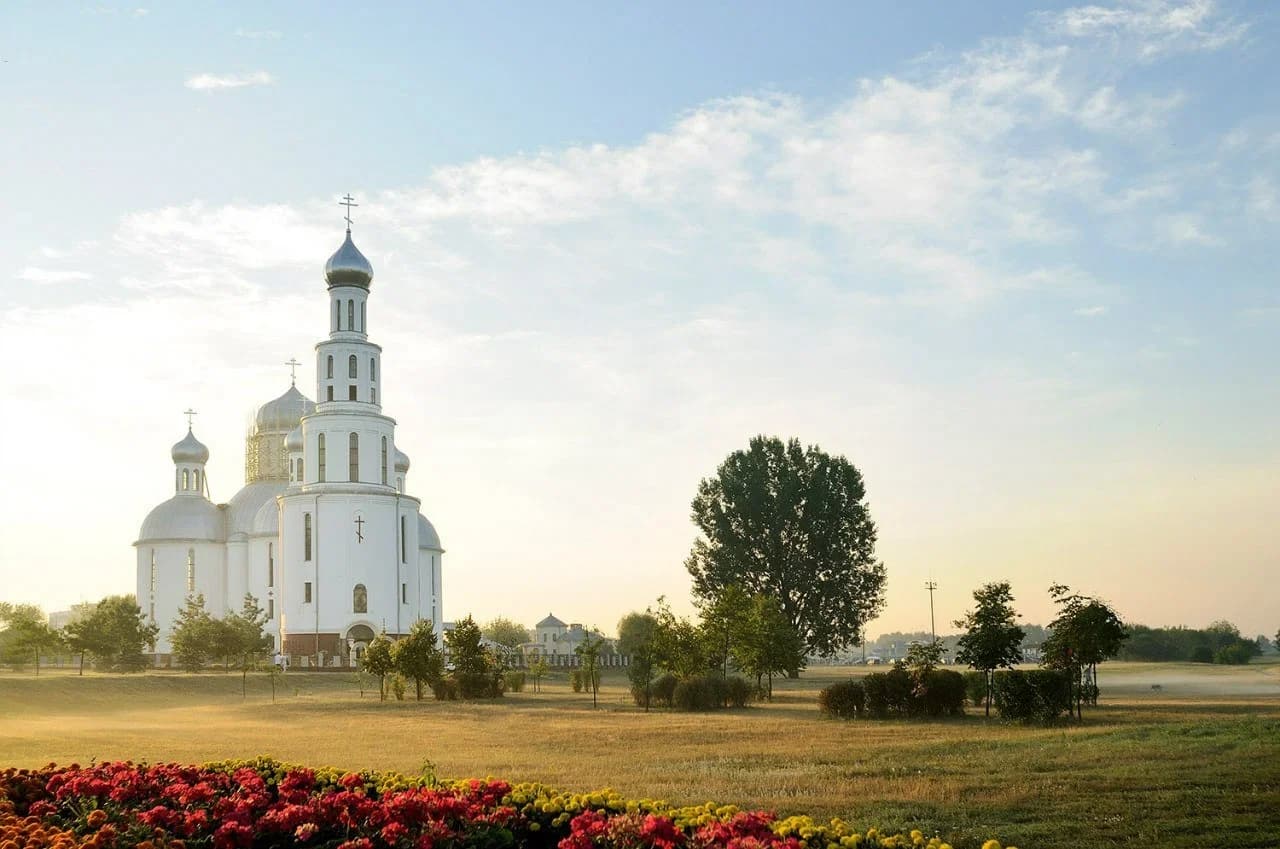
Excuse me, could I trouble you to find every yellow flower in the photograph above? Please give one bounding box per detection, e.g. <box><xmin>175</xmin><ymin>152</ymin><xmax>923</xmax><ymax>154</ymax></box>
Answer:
<box><xmin>982</xmin><ymin>841</ymin><xmax>1002</xmax><ymax>849</ymax></box>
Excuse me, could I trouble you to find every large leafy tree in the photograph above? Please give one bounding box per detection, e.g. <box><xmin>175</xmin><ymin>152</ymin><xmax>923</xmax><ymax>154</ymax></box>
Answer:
<box><xmin>63</xmin><ymin>595</ymin><xmax>156</xmax><ymax>672</ymax></box>
<box><xmin>1041</xmin><ymin>584</ymin><xmax>1128</xmax><ymax>719</ymax></box>
<box><xmin>953</xmin><ymin>581</ymin><xmax>1026</xmax><ymax>716</ymax></box>
<box><xmin>686</xmin><ymin>436</ymin><xmax>886</xmax><ymax>658</ymax></box>
<box><xmin>617</xmin><ymin>611</ymin><xmax>660</xmax><ymax>710</ymax></box>
<box><xmin>393</xmin><ymin>620</ymin><xmax>445</xmax><ymax>700</ymax></box>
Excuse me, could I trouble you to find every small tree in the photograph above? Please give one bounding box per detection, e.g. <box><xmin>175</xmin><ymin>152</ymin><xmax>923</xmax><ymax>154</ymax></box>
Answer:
<box><xmin>528</xmin><ymin>655</ymin><xmax>550</xmax><ymax>693</ymax></box>
<box><xmin>618</xmin><ymin>611</ymin><xmax>660</xmax><ymax>710</ymax></box>
<box><xmin>445</xmin><ymin>616</ymin><xmax>490</xmax><ymax>675</ymax></box>
<box><xmin>1041</xmin><ymin>585</ymin><xmax>1128</xmax><ymax>719</ymax></box>
<box><xmin>697</xmin><ymin>585</ymin><xmax>752</xmax><ymax>678</ymax></box>
<box><xmin>651</xmin><ymin>598</ymin><xmax>707</xmax><ymax>679</ymax></box>
<box><xmin>393</xmin><ymin>620</ymin><xmax>445</xmax><ymax>700</ymax></box>
<box><xmin>67</xmin><ymin>595</ymin><xmax>156</xmax><ymax>672</ymax></box>
<box><xmin>363</xmin><ymin>632</ymin><xmax>395</xmax><ymax>701</ymax></box>
<box><xmin>226</xmin><ymin>594</ymin><xmax>273</xmax><ymax>697</ymax></box>
<box><xmin>954</xmin><ymin>581</ymin><xmax>1025</xmax><ymax>716</ymax></box>
<box><xmin>171</xmin><ymin>594</ymin><xmax>214</xmax><ymax>672</ymax></box>
<box><xmin>575</xmin><ymin>629</ymin><xmax>606</xmax><ymax>708</ymax></box>
<box><xmin>731</xmin><ymin>595</ymin><xmax>805</xmax><ymax>700</ymax></box>
<box><xmin>482</xmin><ymin>617</ymin><xmax>530</xmax><ymax>666</ymax></box>
<box><xmin>0</xmin><ymin>604</ymin><xmax>58</xmax><ymax>674</ymax></box>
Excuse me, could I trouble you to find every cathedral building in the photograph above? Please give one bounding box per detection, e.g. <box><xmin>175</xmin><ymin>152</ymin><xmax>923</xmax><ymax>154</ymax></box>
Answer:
<box><xmin>134</xmin><ymin>215</ymin><xmax>444</xmax><ymax>666</ymax></box>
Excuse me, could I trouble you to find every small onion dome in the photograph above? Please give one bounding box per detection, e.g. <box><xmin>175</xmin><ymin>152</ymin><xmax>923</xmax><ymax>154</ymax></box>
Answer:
<box><xmin>285</xmin><ymin>426</ymin><xmax>304</xmax><ymax>452</ymax></box>
<box><xmin>394</xmin><ymin>447</ymin><xmax>411</xmax><ymax>472</ymax></box>
<box><xmin>324</xmin><ymin>230</ymin><xmax>374</xmax><ymax>289</ymax></box>
<box><xmin>417</xmin><ymin>513</ymin><xmax>442</xmax><ymax>550</ymax></box>
<box><xmin>255</xmin><ymin>385</ymin><xmax>316</xmax><ymax>432</ymax></box>
<box><xmin>137</xmin><ymin>496</ymin><xmax>223</xmax><ymax>543</ymax></box>
<box><xmin>171</xmin><ymin>428</ymin><xmax>210</xmax><ymax>464</ymax></box>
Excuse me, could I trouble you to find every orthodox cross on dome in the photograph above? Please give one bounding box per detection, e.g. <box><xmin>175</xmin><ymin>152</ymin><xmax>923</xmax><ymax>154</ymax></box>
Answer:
<box><xmin>339</xmin><ymin>193</ymin><xmax>358</xmax><ymax>232</ymax></box>
<box><xmin>285</xmin><ymin>357</ymin><xmax>301</xmax><ymax>386</ymax></box>
<box><xmin>183</xmin><ymin>408</ymin><xmax>198</xmax><ymax>429</ymax></box>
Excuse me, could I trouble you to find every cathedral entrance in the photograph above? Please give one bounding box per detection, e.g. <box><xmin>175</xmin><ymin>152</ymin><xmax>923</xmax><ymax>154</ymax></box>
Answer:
<box><xmin>345</xmin><ymin>624</ymin><xmax>377</xmax><ymax>666</ymax></box>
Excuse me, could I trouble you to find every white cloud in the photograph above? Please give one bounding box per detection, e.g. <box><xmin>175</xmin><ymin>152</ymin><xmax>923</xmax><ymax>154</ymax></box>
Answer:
<box><xmin>17</xmin><ymin>267</ymin><xmax>92</xmax><ymax>284</ymax></box>
<box><xmin>234</xmin><ymin>28</ymin><xmax>281</xmax><ymax>40</ymax></box>
<box><xmin>1075</xmin><ymin>305</ymin><xmax>1109</xmax><ymax>316</ymax></box>
<box><xmin>184</xmin><ymin>71</ymin><xmax>274</xmax><ymax>91</ymax></box>
<box><xmin>1157</xmin><ymin>212</ymin><xmax>1223</xmax><ymax>246</ymax></box>
<box><xmin>1046</xmin><ymin>0</ymin><xmax>1248</xmax><ymax>58</ymax></box>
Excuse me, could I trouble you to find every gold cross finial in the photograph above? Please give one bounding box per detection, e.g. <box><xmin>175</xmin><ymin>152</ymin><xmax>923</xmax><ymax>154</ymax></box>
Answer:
<box><xmin>183</xmin><ymin>408</ymin><xmax>197</xmax><ymax>429</ymax></box>
<box><xmin>285</xmin><ymin>357</ymin><xmax>301</xmax><ymax>385</ymax></box>
<box><xmin>340</xmin><ymin>194</ymin><xmax>358</xmax><ymax>232</ymax></box>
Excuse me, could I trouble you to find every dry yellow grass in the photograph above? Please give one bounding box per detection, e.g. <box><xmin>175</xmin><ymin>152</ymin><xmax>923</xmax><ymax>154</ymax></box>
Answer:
<box><xmin>2</xmin><ymin>662</ymin><xmax>1278</xmax><ymax>849</ymax></box>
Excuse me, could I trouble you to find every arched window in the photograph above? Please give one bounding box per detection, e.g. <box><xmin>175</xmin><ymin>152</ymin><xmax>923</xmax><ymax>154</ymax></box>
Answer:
<box><xmin>298</xmin><ymin>458</ymin><xmax>304</xmax><ymax>481</ymax></box>
<box><xmin>182</xmin><ymin>469</ymin><xmax>190</xmax><ymax>490</ymax></box>
<box><xmin>370</xmin><ymin>357</ymin><xmax>376</xmax><ymax>382</ymax></box>
<box><xmin>371</xmin><ymin>387</ymin><xmax>377</xmax><ymax>404</ymax></box>
<box><xmin>400</xmin><ymin>515</ymin><xmax>406</xmax><ymax>563</ymax></box>
<box><xmin>348</xmin><ymin>300</ymin><xmax>355</xmax><ymax>330</ymax></box>
<box><xmin>268</xmin><ymin>543</ymin><xmax>274</xmax><ymax>588</ymax></box>
<box><xmin>318</xmin><ymin>433</ymin><xmax>326</xmax><ymax>482</ymax></box>
<box><xmin>193</xmin><ymin>469</ymin><xmax>201</xmax><ymax>492</ymax></box>
<box><xmin>381</xmin><ymin>436</ymin><xmax>388</xmax><ymax>485</ymax></box>
<box><xmin>186</xmin><ymin>548</ymin><xmax>196</xmax><ymax>593</ymax></box>
<box><xmin>361</xmin><ymin>301</ymin><xmax>366</xmax><ymax>332</ymax></box>
<box><xmin>349</xmin><ymin>432</ymin><xmax>359</xmax><ymax>481</ymax></box>
<box><xmin>304</xmin><ymin>512</ymin><xmax>312</xmax><ymax>560</ymax></box>
<box><xmin>349</xmin><ymin>354</ymin><xmax>357</xmax><ymax>379</ymax></box>
<box><xmin>353</xmin><ymin>583</ymin><xmax>368</xmax><ymax>614</ymax></box>
<box><xmin>327</xmin><ymin>355</ymin><xmax>333</xmax><ymax>379</ymax></box>
<box><xmin>397</xmin><ymin>475</ymin><xmax>404</xmax><ymax>492</ymax></box>
<box><xmin>335</xmin><ymin>300</ymin><xmax>341</xmax><ymax>330</ymax></box>
<box><xmin>326</xmin><ymin>385</ymin><xmax>334</xmax><ymax>401</ymax></box>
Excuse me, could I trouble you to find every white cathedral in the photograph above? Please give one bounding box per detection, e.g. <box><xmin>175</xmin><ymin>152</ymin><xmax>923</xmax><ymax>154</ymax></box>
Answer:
<box><xmin>134</xmin><ymin>215</ymin><xmax>444</xmax><ymax>667</ymax></box>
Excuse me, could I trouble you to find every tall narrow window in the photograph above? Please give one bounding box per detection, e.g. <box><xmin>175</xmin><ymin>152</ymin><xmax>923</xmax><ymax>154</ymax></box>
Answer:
<box><xmin>335</xmin><ymin>300</ymin><xmax>341</xmax><ymax>330</ymax></box>
<box><xmin>401</xmin><ymin>583</ymin><xmax>407</xmax><ymax>604</ymax></box>
<box><xmin>400</xmin><ymin>516</ymin><xmax>406</xmax><ymax>563</ymax></box>
<box><xmin>371</xmin><ymin>387</ymin><xmax>377</xmax><ymax>404</ymax></box>
<box><xmin>193</xmin><ymin>469</ymin><xmax>201</xmax><ymax>492</ymax></box>
<box><xmin>268</xmin><ymin>599</ymin><xmax>275</xmax><ymax>620</ymax></box>
<box><xmin>370</xmin><ymin>357</ymin><xmax>376</xmax><ymax>382</ymax></box>
<box><xmin>182</xmin><ymin>469</ymin><xmax>189</xmax><ymax>490</ymax></box>
<box><xmin>353</xmin><ymin>584</ymin><xmax>368</xmax><ymax>614</ymax></box>
<box><xmin>380</xmin><ymin>437</ymin><xmax>388</xmax><ymax>485</ymax></box>
<box><xmin>327</xmin><ymin>355</ymin><xmax>333</xmax><ymax>378</ymax></box>
<box><xmin>327</xmin><ymin>385</ymin><xmax>334</xmax><ymax>401</ymax></box>
<box><xmin>317</xmin><ymin>434</ymin><xmax>326</xmax><ymax>482</ymax></box>
<box><xmin>304</xmin><ymin>581</ymin><xmax>312</xmax><ymax>603</ymax></box>
<box><xmin>361</xmin><ymin>302</ymin><xmax>366</xmax><ymax>332</ymax></box>
<box><xmin>349</xmin><ymin>354</ymin><xmax>357</xmax><ymax>379</ymax></box>
<box><xmin>149</xmin><ymin>601</ymin><xmax>155</xmax><ymax>622</ymax></box>
<box><xmin>149</xmin><ymin>550</ymin><xmax>157</xmax><ymax>593</ymax></box>
<box><xmin>186</xmin><ymin>548</ymin><xmax>196</xmax><ymax>593</ymax></box>
<box><xmin>348</xmin><ymin>300</ymin><xmax>355</xmax><ymax>330</ymax></box>
<box><xmin>268</xmin><ymin>543</ymin><xmax>274</xmax><ymax>587</ymax></box>
<box><xmin>304</xmin><ymin>513</ymin><xmax>312</xmax><ymax>561</ymax></box>
<box><xmin>298</xmin><ymin>458</ymin><xmax>304</xmax><ymax>480</ymax></box>
<box><xmin>349</xmin><ymin>385</ymin><xmax>357</xmax><ymax>401</ymax></box>
<box><xmin>349</xmin><ymin>432</ymin><xmax>359</xmax><ymax>481</ymax></box>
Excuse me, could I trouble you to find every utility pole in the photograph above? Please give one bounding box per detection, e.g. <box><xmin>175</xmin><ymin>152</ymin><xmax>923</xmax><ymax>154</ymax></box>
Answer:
<box><xmin>925</xmin><ymin>581</ymin><xmax>938</xmax><ymax>644</ymax></box>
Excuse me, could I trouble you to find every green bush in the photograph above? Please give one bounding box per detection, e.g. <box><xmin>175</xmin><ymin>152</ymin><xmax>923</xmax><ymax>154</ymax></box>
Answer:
<box><xmin>431</xmin><ymin>677</ymin><xmax>459</xmax><ymax>701</ymax></box>
<box><xmin>672</xmin><ymin>676</ymin><xmax>713</xmax><ymax>711</ymax></box>
<box><xmin>817</xmin><ymin>679</ymin><xmax>864</xmax><ymax>718</ymax></box>
<box><xmin>652</xmin><ymin>673</ymin><xmax>678</xmax><ymax>707</ymax></box>
<box><xmin>504</xmin><ymin>671</ymin><xmax>526</xmax><ymax>692</ymax></box>
<box><xmin>724</xmin><ymin>675</ymin><xmax>752</xmax><ymax>708</ymax></box>
<box><xmin>963</xmin><ymin>671</ymin><xmax>988</xmax><ymax>707</ymax></box>
<box><xmin>863</xmin><ymin>667</ymin><xmax>914</xmax><ymax>718</ymax></box>
<box><xmin>570</xmin><ymin>669</ymin><xmax>583</xmax><ymax>692</ymax></box>
<box><xmin>1190</xmin><ymin>645</ymin><xmax>1214</xmax><ymax>664</ymax></box>
<box><xmin>1214</xmin><ymin>642</ymin><xmax>1257</xmax><ymax>665</ymax></box>
<box><xmin>389</xmin><ymin>673</ymin><xmax>407</xmax><ymax>701</ymax></box>
<box><xmin>455</xmin><ymin>672</ymin><xmax>503</xmax><ymax>699</ymax></box>
<box><xmin>993</xmin><ymin>669</ymin><xmax>1071</xmax><ymax>723</ymax></box>
<box><xmin>915</xmin><ymin>669</ymin><xmax>966</xmax><ymax>717</ymax></box>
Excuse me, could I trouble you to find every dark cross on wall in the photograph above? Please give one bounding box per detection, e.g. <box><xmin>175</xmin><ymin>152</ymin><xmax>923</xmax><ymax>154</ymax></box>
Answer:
<box><xmin>354</xmin><ymin>514</ymin><xmax>365</xmax><ymax>543</ymax></box>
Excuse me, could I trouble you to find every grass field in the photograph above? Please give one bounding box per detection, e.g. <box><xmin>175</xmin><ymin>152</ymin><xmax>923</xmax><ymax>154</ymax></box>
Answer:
<box><xmin>2</xmin><ymin>661</ymin><xmax>1278</xmax><ymax>849</ymax></box>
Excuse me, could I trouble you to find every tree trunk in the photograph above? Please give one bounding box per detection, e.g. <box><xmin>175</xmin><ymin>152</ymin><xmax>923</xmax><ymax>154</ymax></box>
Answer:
<box><xmin>34</xmin><ymin>649</ymin><xmax>39</xmax><ymax>677</ymax></box>
<box><xmin>379</xmin><ymin>675</ymin><xmax>386</xmax><ymax>702</ymax></box>
<box><xmin>78</xmin><ymin>652</ymin><xmax>85</xmax><ymax>676</ymax></box>
<box><xmin>416</xmin><ymin>679</ymin><xmax>423</xmax><ymax>701</ymax></box>
<box><xmin>985</xmin><ymin>670</ymin><xmax>991</xmax><ymax>717</ymax></box>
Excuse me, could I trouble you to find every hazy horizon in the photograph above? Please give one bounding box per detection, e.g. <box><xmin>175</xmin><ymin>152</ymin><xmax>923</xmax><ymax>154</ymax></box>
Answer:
<box><xmin>1</xmin><ymin>1</ymin><xmax>1277</xmax><ymax>639</ymax></box>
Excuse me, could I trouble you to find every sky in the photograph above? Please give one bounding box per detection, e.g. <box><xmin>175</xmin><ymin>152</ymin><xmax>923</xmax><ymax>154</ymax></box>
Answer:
<box><xmin>1</xmin><ymin>1</ymin><xmax>1277</xmax><ymax>641</ymax></box>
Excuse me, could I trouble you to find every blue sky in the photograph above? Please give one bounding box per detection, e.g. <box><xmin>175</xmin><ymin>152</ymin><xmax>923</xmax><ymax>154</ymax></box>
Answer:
<box><xmin>2</xmin><ymin>1</ymin><xmax>1277</xmax><ymax>639</ymax></box>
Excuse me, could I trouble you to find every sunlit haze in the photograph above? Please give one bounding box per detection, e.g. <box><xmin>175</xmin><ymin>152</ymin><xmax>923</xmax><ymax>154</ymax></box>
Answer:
<box><xmin>1</xmin><ymin>1</ymin><xmax>1277</xmax><ymax>641</ymax></box>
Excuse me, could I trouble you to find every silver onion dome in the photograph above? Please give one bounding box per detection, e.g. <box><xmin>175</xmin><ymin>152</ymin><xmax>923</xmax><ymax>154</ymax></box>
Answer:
<box><xmin>137</xmin><ymin>496</ymin><xmax>223</xmax><ymax>543</ymax></box>
<box><xmin>324</xmin><ymin>230</ymin><xmax>373</xmax><ymax>289</ymax></box>
<box><xmin>285</xmin><ymin>426</ymin><xmax>304</xmax><ymax>452</ymax></box>
<box><xmin>255</xmin><ymin>385</ymin><xmax>316</xmax><ymax>432</ymax></box>
<box><xmin>171</xmin><ymin>428</ymin><xmax>210</xmax><ymax>464</ymax></box>
<box><xmin>394</xmin><ymin>446</ymin><xmax>411</xmax><ymax>472</ymax></box>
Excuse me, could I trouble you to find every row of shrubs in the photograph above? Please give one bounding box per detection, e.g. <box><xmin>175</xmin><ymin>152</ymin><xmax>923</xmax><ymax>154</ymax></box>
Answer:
<box><xmin>630</xmin><ymin>672</ymin><xmax>755</xmax><ymax>710</ymax></box>
<box><xmin>819</xmin><ymin>668</ymin><xmax>1073</xmax><ymax>722</ymax></box>
<box><xmin>818</xmin><ymin>668</ymin><xmax>966</xmax><ymax>719</ymax></box>
<box><xmin>430</xmin><ymin>671</ymin><xmax>506</xmax><ymax>700</ymax></box>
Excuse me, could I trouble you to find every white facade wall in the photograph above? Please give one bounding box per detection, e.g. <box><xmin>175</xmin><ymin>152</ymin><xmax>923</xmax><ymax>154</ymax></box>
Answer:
<box><xmin>136</xmin><ymin>540</ymin><xmax>226</xmax><ymax>653</ymax></box>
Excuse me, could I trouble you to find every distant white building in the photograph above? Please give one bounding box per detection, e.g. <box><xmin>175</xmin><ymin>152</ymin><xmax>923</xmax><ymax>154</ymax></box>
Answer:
<box><xmin>134</xmin><ymin>218</ymin><xmax>445</xmax><ymax>667</ymax></box>
<box><xmin>523</xmin><ymin>614</ymin><xmax>625</xmax><ymax>667</ymax></box>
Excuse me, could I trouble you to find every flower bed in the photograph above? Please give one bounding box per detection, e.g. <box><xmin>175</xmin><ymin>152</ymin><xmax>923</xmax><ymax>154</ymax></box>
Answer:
<box><xmin>0</xmin><ymin>759</ymin><xmax>1008</xmax><ymax>849</ymax></box>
